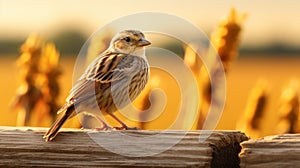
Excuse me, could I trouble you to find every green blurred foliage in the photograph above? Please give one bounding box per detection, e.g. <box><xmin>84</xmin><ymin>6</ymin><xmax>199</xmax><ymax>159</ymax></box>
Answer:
<box><xmin>0</xmin><ymin>39</ymin><xmax>24</xmax><ymax>56</ymax></box>
<box><xmin>50</xmin><ymin>30</ymin><xmax>87</xmax><ymax>56</ymax></box>
<box><xmin>1</xmin><ymin>30</ymin><xmax>300</xmax><ymax>57</ymax></box>
<box><xmin>0</xmin><ymin>30</ymin><xmax>87</xmax><ymax>57</ymax></box>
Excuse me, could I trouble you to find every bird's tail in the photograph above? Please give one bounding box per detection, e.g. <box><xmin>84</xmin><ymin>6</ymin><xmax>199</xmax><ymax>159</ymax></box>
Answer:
<box><xmin>43</xmin><ymin>104</ymin><xmax>75</xmax><ymax>142</ymax></box>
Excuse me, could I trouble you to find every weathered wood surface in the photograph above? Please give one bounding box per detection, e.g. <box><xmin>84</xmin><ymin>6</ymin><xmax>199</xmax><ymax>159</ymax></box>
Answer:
<box><xmin>0</xmin><ymin>127</ymin><xmax>248</xmax><ymax>167</ymax></box>
<box><xmin>240</xmin><ymin>134</ymin><xmax>300</xmax><ymax>168</ymax></box>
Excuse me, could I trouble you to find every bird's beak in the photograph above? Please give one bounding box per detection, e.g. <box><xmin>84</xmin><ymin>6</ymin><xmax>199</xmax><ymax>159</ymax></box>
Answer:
<box><xmin>137</xmin><ymin>38</ymin><xmax>151</xmax><ymax>47</ymax></box>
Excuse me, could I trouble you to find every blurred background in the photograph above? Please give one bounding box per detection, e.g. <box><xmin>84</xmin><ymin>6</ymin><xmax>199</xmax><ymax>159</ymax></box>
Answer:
<box><xmin>1</xmin><ymin>0</ymin><xmax>300</xmax><ymax>138</ymax></box>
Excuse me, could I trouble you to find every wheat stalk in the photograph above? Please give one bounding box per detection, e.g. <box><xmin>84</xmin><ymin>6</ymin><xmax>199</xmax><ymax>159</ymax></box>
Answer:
<box><xmin>236</xmin><ymin>80</ymin><xmax>269</xmax><ymax>138</ymax></box>
<box><xmin>276</xmin><ymin>79</ymin><xmax>300</xmax><ymax>133</ymax></box>
<box><xmin>193</xmin><ymin>8</ymin><xmax>246</xmax><ymax>129</ymax></box>
<box><xmin>11</xmin><ymin>34</ymin><xmax>61</xmax><ymax>126</ymax></box>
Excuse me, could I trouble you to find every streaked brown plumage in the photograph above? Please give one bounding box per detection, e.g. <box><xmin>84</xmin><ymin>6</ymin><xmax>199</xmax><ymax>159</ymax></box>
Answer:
<box><xmin>44</xmin><ymin>30</ymin><xmax>151</xmax><ymax>141</ymax></box>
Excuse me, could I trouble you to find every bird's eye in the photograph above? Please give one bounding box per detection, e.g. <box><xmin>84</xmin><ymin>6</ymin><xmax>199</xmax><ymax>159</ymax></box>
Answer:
<box><xmin>124</xmin><ymin>37</ymin><xmax>131</xmax><ymax>42</ymax></box>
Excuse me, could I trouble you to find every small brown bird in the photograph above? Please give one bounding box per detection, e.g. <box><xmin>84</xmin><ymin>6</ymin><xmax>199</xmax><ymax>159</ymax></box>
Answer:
<box><xmin>44</xmin><ymin>30</ymin><xmax>151</xmax><ymax>141</ymax></box>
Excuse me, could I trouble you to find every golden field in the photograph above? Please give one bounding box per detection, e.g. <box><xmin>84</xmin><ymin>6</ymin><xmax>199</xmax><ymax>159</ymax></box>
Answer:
<box><xmin>1</xmin><ymin>55</ymin><xmax>300</xmax><ymax>137</ymax></box>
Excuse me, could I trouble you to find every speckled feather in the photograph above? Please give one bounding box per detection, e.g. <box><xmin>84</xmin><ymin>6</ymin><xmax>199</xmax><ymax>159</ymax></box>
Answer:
<box><xmin>44</xmin><ymin>30</ymin><xmax>150</xmax><ymax>141</ymax></box>
<box><xmin>67</xmin><ymin>51</ymin><xmax>149</xmax><ymax>113</ymax></box>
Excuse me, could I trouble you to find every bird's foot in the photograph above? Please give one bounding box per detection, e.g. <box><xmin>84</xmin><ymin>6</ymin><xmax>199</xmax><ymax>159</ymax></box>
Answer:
<box><xmin>95</xmin><ymin>125</ymin><xmax>112</xmax><ymax>131</ymax></box>
<box><xmin>113</xmin><ymin>126</ymin><xmax>139</xmax><ymax>130</ymax></box>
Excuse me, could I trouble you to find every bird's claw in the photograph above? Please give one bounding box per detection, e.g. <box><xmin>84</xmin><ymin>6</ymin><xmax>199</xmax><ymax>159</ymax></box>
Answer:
<box><xmin>113</xmin><ymin>126</ymin><xmax>139</xmax><ymax>130</ymax></box>
<box><xmin>95</xmin><ymin>125</ymin><xmax>112</xmax><ymax>131</ymax></box>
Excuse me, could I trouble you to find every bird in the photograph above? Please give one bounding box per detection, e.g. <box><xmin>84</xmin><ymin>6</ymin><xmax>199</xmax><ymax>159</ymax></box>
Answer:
<box><xmin>44</xmin><ymin>30</ymin><xmax>151</xmax><ymax>141</ymax></box>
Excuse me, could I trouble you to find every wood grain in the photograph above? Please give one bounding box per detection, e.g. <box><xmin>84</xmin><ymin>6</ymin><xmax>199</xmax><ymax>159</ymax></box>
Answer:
<box><xmin>0</xmin><ymin>127</ymin><xmax>248</xmax><ymax>167</ymax></box>
<box><xmin>240</xmin><ymin>134</ymin><xmax>300</xmax><ymax>168</ymax></box>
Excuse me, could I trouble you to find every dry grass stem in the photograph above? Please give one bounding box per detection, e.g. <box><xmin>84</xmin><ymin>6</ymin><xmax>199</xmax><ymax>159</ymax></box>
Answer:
<box><xmin>193</xmin><ymin>8</ymin><xmax>246</xmax><ymax>129</ymax></box>
<box><xmin>11</xmin><ymin>34</ymin><xmax>61</xmax><ymax>126</ymax></box>
<box><xmin>236</xmin><ymin>80</ymin><xmax>269</xmax><ymax>138</ymax></box>
<box><xmin>276</xmin><ymin>79</ymin><xmax>300</xmax><ymax>133</ymax></box>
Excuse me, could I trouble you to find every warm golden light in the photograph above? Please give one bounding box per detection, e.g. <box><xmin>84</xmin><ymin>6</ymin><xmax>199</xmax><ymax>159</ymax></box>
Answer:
<box><xmin>11</xmin><ymin>34</ymin><xmax>61</xmax><ymax>126</ymax></box>
<box><xmin>236</xmin><ymin>79</ymin><xmax>269</xmax><ymax>138</ymax></box>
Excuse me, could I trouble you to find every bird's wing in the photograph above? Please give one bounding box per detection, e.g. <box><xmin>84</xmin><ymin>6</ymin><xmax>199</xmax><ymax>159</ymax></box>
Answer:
<box><xmin>84</xmin><ymin>52</ymin><xmax>131</xmax><ymax>83</ymax></box>
<box><xmin>66</xmin><ymin>52</ymin><xmax>144</xmax><ymax>103</ymax></box>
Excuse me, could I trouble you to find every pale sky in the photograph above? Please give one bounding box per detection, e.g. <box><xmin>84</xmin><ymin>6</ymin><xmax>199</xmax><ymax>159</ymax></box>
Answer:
<box><xmin>1</xmin><ymin>0</ymin><xmax>300</xmax><ymax>47</ymax></box>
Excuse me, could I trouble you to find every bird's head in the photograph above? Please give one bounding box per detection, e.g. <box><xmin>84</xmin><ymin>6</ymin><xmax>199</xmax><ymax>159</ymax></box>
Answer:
<box><xmin>110</xmin><ymin>30</ymin><xmax>151</xmax><ymax>56</ymax></box>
